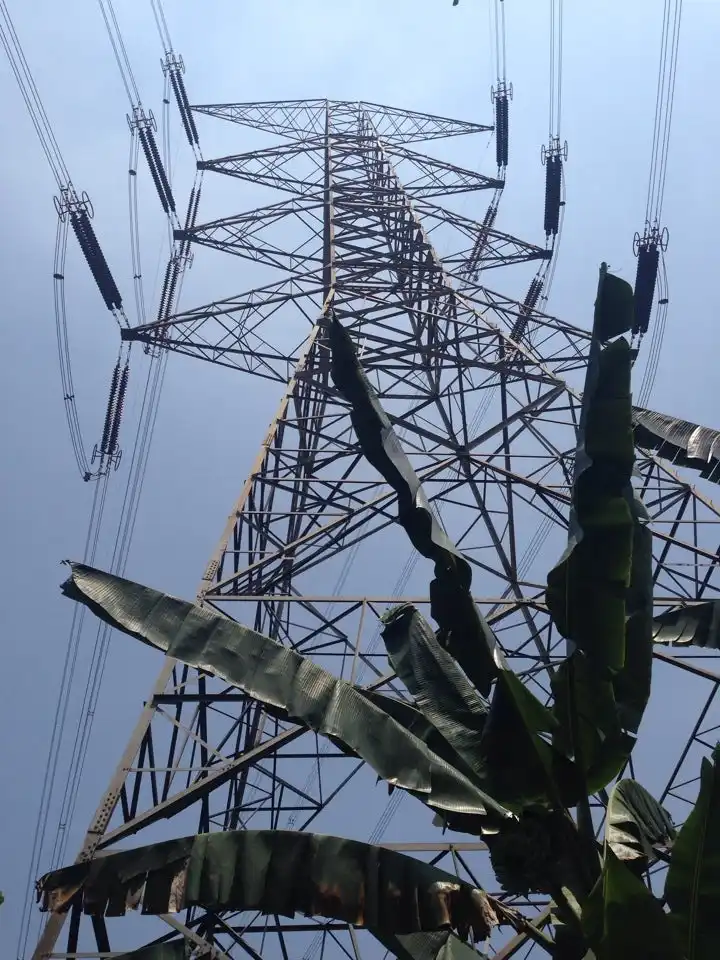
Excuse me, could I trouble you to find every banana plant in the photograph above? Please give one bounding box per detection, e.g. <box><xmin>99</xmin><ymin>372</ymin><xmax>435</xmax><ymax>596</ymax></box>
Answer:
<box><xmin>36</xmin><ymin>267</ymin><xmax>720</xmax><ymax>959</ymax></box>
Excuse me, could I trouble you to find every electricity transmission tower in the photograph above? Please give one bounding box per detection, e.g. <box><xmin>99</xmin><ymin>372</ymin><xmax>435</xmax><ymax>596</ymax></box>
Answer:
<box><xmin>34</xmin><ymin>99</ymin><xmax>720</xmax><ymax>960</ymax></box>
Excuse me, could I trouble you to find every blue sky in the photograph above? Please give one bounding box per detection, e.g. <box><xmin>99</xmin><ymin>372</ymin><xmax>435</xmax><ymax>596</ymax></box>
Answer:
<box><xmin>2</xmin><ymin>0</ymin><xmax>720</xmax><ymax>955</ymax></box>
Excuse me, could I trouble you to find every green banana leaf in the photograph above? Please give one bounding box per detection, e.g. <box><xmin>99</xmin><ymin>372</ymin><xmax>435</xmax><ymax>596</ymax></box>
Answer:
<box><xmin>665</xmin><ymin>743</ymin><xmax>720</xmax><ymax>959</ymax></box>
<box><xmin>546</xmin><ymin>265</ymin><xmax>654</xmax><ymax>793</ymax></box>
<box><xmin>328</xmin><ymin>315</ymin><xmax>498</xmax><ymax>697</ymax></box>
<box><xmin>112</xmin><ymin>924</ymin><xmax>487</xmax><ymax>960</ymax></box>
<box><xmin>633</xmin><ymin>407</ymin><xmax>720</xmax><ymax>485</ymax></box>
<box><xmin>117</xmin><ymin>932</ymin><xmax>488</xmax><ymax>960</ymax></box>
<box><xmin>61</xmin><ymin>562</ymin><xmax>511</xmax><ymax>828</ymax></box>
<box><xmin>653</xmin><ymin>601</ymin><xmax>720</xmax><ymax>650</ymax></box>
<box><xmin>605</xmin><ymin>779</ymin><xmax>675</xmax><ymax>874</ymax></box>
<box><xmin>547</xmin><ymin>264</ymin><xmax>635</xmax><ymax>672</ymax></box>
<box><xmin>358</xmin><ymin>688</ymin><xmax>483</xmax><ymax>783</ymax></box>
<box><xmin>593</xmin><ymin>264</ymin><xmax>635</xmax><ymax>341</ymax></box>
<box><xmin>478</xmin><ymin>669</ymin><xmax>583</xmax><ymax>810</ymax></box>
<box><xmin>376</xmin><ymin>930</ymin><xmax>488</xmax><ymax>960</ymax></box>
<box><xmin>37</xmin><ymin>829</ymin><xmax>503</xmax><ymax>945</ymax></box>
<box><xmin>581</xmin><ymin>848</ymin><xmax>682</xmax><ymax>960</ymax></box>
<box><xmin>380</xmin><ymin>604</ymin><xmax>489</xmax><ymax>780</ymax></box>
<box><xmin>550</xmin><ymin>496</ymin><xmax>651</xmax><ymax>792</ymax></box>
<box><xmin>116</xmin><ymin>944</ymin><xmax>188</xmax><ymax>960</ymax></box>
<box><xmin>551</xmin><ymin>652</ymin><xmax>634</xmax><ymax>797</ymax></box>
<box><xmin>357</xmin><ymin>690</ymin><xmax>505</xmax><ymax>833</ymax></box>
<box><xmin>546</xmin><ymin>335</ymin><xmax>635</xmax><ymax>674</ymax></box>
<box><xmin>246</xmin><ymin>683</ymin><xmax>486</xmax><ymax>809</ymax></box>
<box><xmin>612</xmin><ymin>494</ymin><xmax>654</xmax><ymax>733</ymax></box>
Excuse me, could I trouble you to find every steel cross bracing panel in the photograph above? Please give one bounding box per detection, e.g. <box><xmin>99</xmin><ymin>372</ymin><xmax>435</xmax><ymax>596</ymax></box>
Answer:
<box><xmin>36</xmin><ymin>100</ymin><xmax>720</xmax><ymax>960</ymax></box>
<box><xmin>193</xmin><ymin>99</ymin><xmax>495</xmax><ymax>145</ymax></box>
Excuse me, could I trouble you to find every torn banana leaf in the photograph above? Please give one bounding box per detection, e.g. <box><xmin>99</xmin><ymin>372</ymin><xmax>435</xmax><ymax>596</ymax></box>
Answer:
<box><xmin>37</xmin><ymin>829</ymin><xmax>502</xmax><ymax>944</ymax></box>
<box><xmin>62</xmin><ymin>563</ymin><xmax>511</xmax><ymax>827</ymax></box>
<box><xmin>653</xmin><ymin>600</ymin><xmax>720</xmax><ymax>650</ymax></box>
<box><xmin>665</xmin><ymin>743</ymin><xmax>720</xmax><ymax>960</ymax></box>
<box><xmin>358</xmin><ymin>688</ymin><xmax>490</xmax><ymax>815</ymax></box>
<box><xmin>268</xmin><ymin>685</ymin><xmax>490</xmax><ymax>836</ymax></box>
<box><xmin>633</xmin><ymin>406</ymin><xmax>720</xmax><ymax>485</ymax></box>
<box><xmin>605</xmin><ymin>779</ymin><xmax>675</xmax><ymax>874</ymax></box>
<box><xmin>206</xmin><ymin>673</ymin><xmax>484</xmax><ymax>809</ymax></box>
<box><xmin>329</xmin><ymin>315</ymin><xmax>498</xmax><ymax>697</ymax></box>
<box><xmin>380</xmin><ymin>604</ymin><xmax>489</xmax><ymax>777</ymax></box>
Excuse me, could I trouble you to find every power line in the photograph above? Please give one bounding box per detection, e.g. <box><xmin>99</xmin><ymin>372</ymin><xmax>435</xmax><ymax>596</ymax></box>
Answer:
<box><xmin>542</xmin><ymin>0</ymin><xmax>566</xmax><ymax>240</ymax></box>
<box><xmin>2</xmin><ymin>3</ymin><xmax>138</xmax><ymax>941</ymax></box>
<box><xmin>16</xmin><ymin>471</ymin><xmax>111</xmax><ymax>957</ymax></box>
<box><xmin>96</xmin><ymin>0</ymin><xmax>141</xmax><ymax>106</ymax></box>
<box><xmin>0</xmin><ymin>1</ymin><xmax>70</xmax><ymax>187</ymax></box>
<box><xmin>10</xmin><ymin>2</ymin><xmax>193</xmax><ymax>946</ymax></box>
<box><xmin>95</xmin><ymin>0</ymin><xmax>180</xmax><ymax>224</ymax></box>
<box><xmin>631</xmin><ymin>0</ymin><xmax>683</xmax><ymax>402</ymax></box>
<box><xmin>461</xmin><ymin>1</ymin><xmax>508</xmax><ymax>278</ymax></box>
<box><xmin>48</xmin><ymin>351</ymin><xmax>170</xmax><ymax>874</ymax></box>
<box><xmin>1</xmin><ymin>0</ymin><xmax>128</xmax><ymax>334</ymax></box>
<box><xmin>150</xmin><ymin>0</ymin><xmax>173</xmax><ymax>56</ymax></box>
<box><xmin>40</xmin><ymin>43</ymin><xmax>200</xmax><ymax>898</ymax></box>
<box><xmin>53</xmin><ymin>215</ymin><xmax>91</xmax><ymax>477</ymax></box>
<box><xmin>645</xmin><ymin>0</ymin><xmax>683</xmax><ymax>228</ymax></box>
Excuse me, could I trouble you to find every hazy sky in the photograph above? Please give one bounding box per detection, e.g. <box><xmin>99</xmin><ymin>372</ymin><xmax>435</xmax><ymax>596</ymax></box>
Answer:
<box><xmin>1</xmin><ymin>0</ymin><xmax>719</xmax><ymax>955</ymax></box>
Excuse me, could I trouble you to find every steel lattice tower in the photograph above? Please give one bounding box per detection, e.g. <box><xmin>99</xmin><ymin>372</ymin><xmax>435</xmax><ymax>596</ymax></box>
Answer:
<box><xmin>34</xmin><ymin>100</ymin><xmax>720</xmax><ymax>960</ymax></box>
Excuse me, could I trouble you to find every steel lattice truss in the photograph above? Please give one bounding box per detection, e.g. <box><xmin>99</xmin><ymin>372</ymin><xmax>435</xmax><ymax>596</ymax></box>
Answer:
<box><xmin>37</xmin><ymin>99</ymin><xmax>720</xmax><ymax>960</ymax></box>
